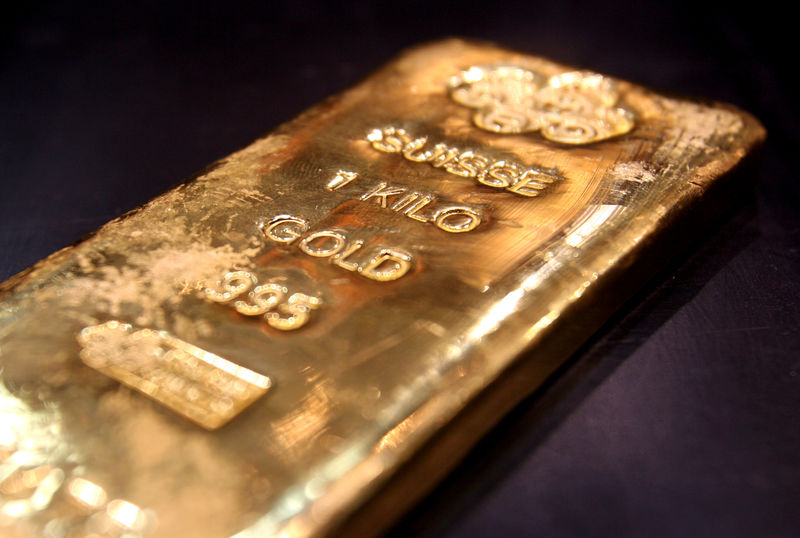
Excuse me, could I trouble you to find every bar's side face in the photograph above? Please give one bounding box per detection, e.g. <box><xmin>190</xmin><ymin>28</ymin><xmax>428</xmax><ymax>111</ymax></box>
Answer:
<box><xmin>0</xmin><ymin>40</ymin><xmax>763</xmax><ymax>537</ymax></box>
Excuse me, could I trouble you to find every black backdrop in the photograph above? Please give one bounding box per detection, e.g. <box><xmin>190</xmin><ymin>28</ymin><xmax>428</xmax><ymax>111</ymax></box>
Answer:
<box><xmin>2</xmin><ymin>2</ymin><xmax>798</xmax><ymax>536</ymax></box>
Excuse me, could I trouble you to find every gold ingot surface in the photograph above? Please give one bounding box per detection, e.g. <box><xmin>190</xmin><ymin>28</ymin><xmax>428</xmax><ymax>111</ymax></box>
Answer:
<box><xmin>0</xmin><ymin>40</ymin><xmax>764</xmax><ymax>537</ymax></box>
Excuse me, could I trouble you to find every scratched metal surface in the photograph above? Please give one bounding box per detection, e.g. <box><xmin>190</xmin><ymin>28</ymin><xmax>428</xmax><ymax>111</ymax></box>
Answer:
<box><xmin>4</xmin><ymin>5</ymin><xmax>791</xmax><ymax>530</ymax></box>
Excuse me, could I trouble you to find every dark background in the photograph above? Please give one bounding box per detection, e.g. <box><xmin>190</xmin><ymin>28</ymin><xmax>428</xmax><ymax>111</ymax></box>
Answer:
<box><xmin>1</xmin><ymin>2</ymin><xmax>798</xmax><ymax>536</ymax></box>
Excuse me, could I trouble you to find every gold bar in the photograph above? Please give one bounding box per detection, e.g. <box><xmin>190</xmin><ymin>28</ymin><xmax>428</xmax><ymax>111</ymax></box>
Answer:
<box><xmin>0</xmin><ymin>40</ymin><xmax>763</xmax><ymax>537</ymax></box>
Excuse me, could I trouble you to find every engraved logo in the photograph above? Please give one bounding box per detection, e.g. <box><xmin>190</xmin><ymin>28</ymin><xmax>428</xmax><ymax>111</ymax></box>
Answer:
<box><xmin>78</xmin><ymin>321</ymin><xmax>271</xmax><ymax>429</ymax></box>
<box><xmin>448</xmin><ymin>66</ymin><xmax>634</xmax><ymax>144</ymax></box>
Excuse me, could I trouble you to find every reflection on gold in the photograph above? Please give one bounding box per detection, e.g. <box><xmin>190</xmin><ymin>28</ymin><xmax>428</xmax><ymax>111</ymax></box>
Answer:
<box><xmin>0</xmin><ymin>376</ymin><xmax>157</xmax><ymax>534</ymax></box>
<box><xmin>524</xmin><ymin>310</ymin><xmax>560</xmax><ymax>341</ymax></box>
<box><xmin>67</xmin><ymin>477</ymin><xmax>108</xmax><ymax>509</ymax></box>
<box><xmin>0</xmin><ymin>466</ymin><xmax>53</xmax><ymax>497</ymax></box>
<box><xmin>2</xmin><ymin>499</ymin><xmax>28</xmax><ymax>518</ymax></box>
<box><xmin>467</xmin><ymin>288</ymin><xmax>524</xmax><ymax>342</ymax></box>
<box><xmin>0</xmin><ymin>467</ymin><xmax>64</xmax><ymax>519</ymax></box>
<box><xmin>0</xmin><ymin>378</ymin><xmax>67</xmax><ymax>524</ymax></box>
<box><xmin>564</xmin><ymin>204</ymin><xmax>623</xmax><ymax>247</ymax></box>
<box><xmin>270</xmin><ymin>378</ymin><xmax>331</xmax><ymax>463</ymax></box>
<box><xmin>236</xmin><ymin>447</ymin><xmax>387</xmax><ymax>538</ymax></box>
<box><xmin>106</xmin><ymin>498</ymin><xmax>148</xmax><ymax>531</ymax></box>
<box><xmin>375</xmin><ymin>412</ymin><xmax>419</xmax><ymax>453</ymax></box>
<box><xmin>29</xmin><ymin>467</ymin><xmax>63</xmax><ymax>510</ymax></box>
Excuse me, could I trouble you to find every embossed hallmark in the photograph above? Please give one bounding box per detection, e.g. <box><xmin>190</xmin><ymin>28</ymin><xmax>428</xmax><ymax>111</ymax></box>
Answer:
<box><xmin>447</xmin><ymin>66</ymin><xmax>634</xmax><ymax>144</ymax></box>
<box><xmin>328</xmin><ymin>170</ymin><xmax>485</xmax><ymax>233</ymax></box>
<box><xmin>326</xmin><ymin>170</ymin><xmax>360</xmax><ymax>191</ymax></box>
<box><xmin>77</xmin><ymin>321</ymin><xmax>271</xmax><ymax>429</ymax></box>
<box><xmin>261</xmin><ymin>215</ymin><xmax>414</xmax><ymax>281</ymax></box>
<box><xmin>204</xmin><ymin>270</ymin><xmax>323</xmax><ymax>330</ymax></box>
<box><xmin>367</xmin><ymin>126</ymin><xmax>563</xmax><ymax>196</ymax></box>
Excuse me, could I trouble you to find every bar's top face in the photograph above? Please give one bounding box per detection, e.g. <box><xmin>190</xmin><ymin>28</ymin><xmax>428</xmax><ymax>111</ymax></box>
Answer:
<box><xmin>0</xmin><ymin>40</ymin><xmax>763</xmax><ymax>537</ymax></box>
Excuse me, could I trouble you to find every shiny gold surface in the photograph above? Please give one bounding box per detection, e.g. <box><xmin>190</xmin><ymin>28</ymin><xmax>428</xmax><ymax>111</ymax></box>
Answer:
<box><xmin>0</xmin><ymin>40</ymin><xmax>764</xmax><ymax>537</ymax></box>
